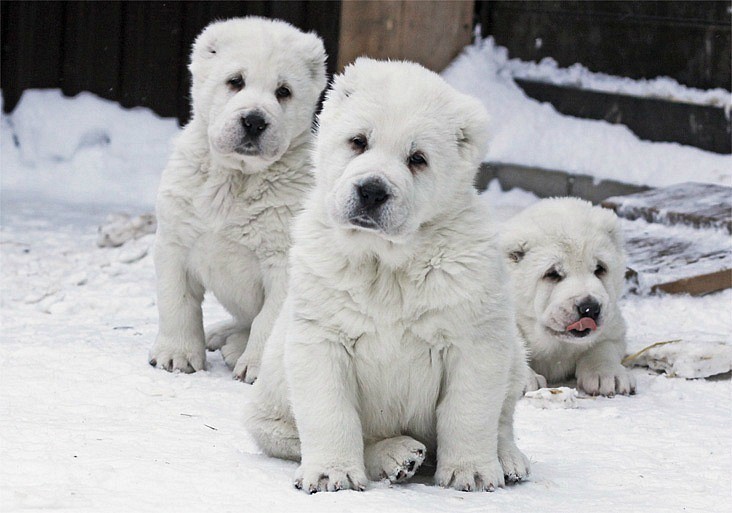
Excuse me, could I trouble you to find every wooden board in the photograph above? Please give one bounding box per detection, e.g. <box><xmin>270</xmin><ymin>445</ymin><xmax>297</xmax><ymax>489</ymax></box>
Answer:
<box><xmin>337</xmin><ymin>0</ymin><xmax>473</xmax><ymax>72</ymax></box>
<box><xmin>603</xmin><ymin>182</ymin><xmax>732</xmax><ymax>234</ymax></box>
<box><xmin>622</xmin><ymin>218</ymin><xmax>732</xmax><ymax>296</ymax></box>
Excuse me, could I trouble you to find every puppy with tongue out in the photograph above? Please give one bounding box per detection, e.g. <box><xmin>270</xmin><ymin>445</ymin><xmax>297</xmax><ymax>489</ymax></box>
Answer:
<box><xmin>500</xmin><ymin>198</ymin><xmax>636</xmax><ymax>397</ymax></box>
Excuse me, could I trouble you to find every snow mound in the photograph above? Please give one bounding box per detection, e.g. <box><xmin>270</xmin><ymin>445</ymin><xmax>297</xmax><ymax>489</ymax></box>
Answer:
<box><xmin>442</xmin><ymin>39</ymin><xmax>732</xmax><ymax>188</ymax></box>
<box><xmin>1</xmin><ymin>89</ymin><xmax>179</xmax><ymax>209</ymax></box>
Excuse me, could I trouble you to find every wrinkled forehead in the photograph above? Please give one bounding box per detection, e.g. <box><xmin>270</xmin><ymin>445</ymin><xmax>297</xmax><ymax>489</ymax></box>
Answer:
<box><xmin>325</xmin><ymin>89</ymin><xmax>459</xmax><ymax>148</ymax></box>
<box><xmin>531</xmin><ymin>233</ymin><xmax>616</xmax><ymax>270</ymax></box>
<box><xmin>214</xmin><ymin>35</ymin><xmax>309</xmax><ymax>84</ymax></box>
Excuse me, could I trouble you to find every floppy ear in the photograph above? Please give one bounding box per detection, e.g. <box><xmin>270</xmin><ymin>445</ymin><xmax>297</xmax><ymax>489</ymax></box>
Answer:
<box><xmin>455</xmin><ymin>94</ymin><xmax>490</xmax><ymax>165</ymax></box>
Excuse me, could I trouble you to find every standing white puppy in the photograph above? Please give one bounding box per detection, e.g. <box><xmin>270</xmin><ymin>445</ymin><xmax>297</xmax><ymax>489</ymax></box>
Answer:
<box><xmin>249</xmin><ymin>58</ymin><xmax>530</xmax><ymax>493</ymax></box>
<box><xmin>500</xmin><ymin>198</ymin><xmax>636</xmax><ymax>396</ymax></box>
<box><xmin>148</xmin><ymin>18</ymin><xmax>326</xmax><ymax>382</ymax></box>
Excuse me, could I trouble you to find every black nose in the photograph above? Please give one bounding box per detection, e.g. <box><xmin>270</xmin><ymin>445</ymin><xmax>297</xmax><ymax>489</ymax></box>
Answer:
<box><xmin>242</xmin><ymin>113</ymin><xmax>268</xmax><ymax>137</ymax></box>
<box><xmin>357</xmin><ymin>179</ymin><xmax>389</xmax><ymax>210</ymax></box>
<box><xmin>577</xmin><ymin>298</ymin><xmax>601</xmax><ymax>320</ymax></box>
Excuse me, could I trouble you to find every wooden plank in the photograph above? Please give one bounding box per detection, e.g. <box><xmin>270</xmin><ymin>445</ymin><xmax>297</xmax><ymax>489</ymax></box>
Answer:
<box><xmin>474</xmin><ymin>162</ymin><xmax>649</xmax><ymax>202</ymax></box>
<box><xmin>338</xmin><ymin>0</ymin><xmax>473</xmax><ymax>72</ymax></box>
<box><xmin>515</xmin><ymin>79</ymin><xmax>731</xmax><ymax>155</ymax></box>
<box><xmin>602</xmin><ymin>182</ymin><xmax>732</xmax><ymax>234</ymax></box>
<box><xmin>622</xmin><ymin>218</ymin><xmax>732</xmax><ymax>296</ymax></box>
<box><xmin>337</xmin><ymin>0</ymin><xmax>402</xmax><ymax>71</ymax></box>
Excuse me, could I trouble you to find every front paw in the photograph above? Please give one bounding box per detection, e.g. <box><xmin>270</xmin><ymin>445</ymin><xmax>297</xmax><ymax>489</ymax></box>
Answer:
<box><xmin>149</xmin><ymin>336</ymin><xmax>205</xmax><ymax>373</ymax></box>
<box><xmin>524</xmin><ymin>369</ymin><xmax>547</xmax><ymax>393</ymax></box>
<box><xmin>498</xmin><ymin>442</ymin><xmax>530</xmax><ymax>482</ymax></box>
<box><xmin>233</xmin><ymin>349</ymin><xmax>262</xmax><ymax>384</ymax></box>
<box><xmin>577</xmin><ymin>365</ymin><xmax>636</xmax><ymax>396</ymax></box>
<box><xmin>435</xmin><ymin>458</ymin><xmax>505</xmax><ymax>492</ymax></box>
<box><xmin>294</xmin><ymin>462</ymin><xmax>368</xmax><ymax>493</ymax></box>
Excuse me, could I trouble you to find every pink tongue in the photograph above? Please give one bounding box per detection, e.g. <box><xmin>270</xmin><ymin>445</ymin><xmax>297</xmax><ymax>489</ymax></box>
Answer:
<box><xmin>566</xmin><ymin>317</ymin><xmax>597</xmax><ymax>332</ymax></box>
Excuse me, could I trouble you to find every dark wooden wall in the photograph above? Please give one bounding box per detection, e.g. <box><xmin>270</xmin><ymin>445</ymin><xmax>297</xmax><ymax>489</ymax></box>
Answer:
<box><xmin>0</xmin><ymin>1</ymin><xmax>341</xmax><ymax>125</ymax></box>
<box><xmin>475</xmin><ymin>1</ymin><xmax>731</xmax><ymax>91</ymax></box>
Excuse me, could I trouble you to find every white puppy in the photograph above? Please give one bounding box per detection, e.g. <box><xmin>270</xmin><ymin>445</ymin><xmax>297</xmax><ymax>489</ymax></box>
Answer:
<box><xmin>500</xmin><ymin>198</ymin><xmax>636</xmax><ymax>396</ymax></box>
<box><xmin>148</xmin><ymin>17</ymin><xmax>326</xmax><ymax>382</ymax></box>
<box><xmin>248</xmin><ymin>58</ymin><xmax>530</xmax><ymax>493</ymax></box>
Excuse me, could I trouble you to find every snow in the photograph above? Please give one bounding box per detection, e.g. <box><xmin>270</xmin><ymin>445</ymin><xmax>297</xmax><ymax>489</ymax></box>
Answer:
<box><xmin>1</xmin><ymin>90</ymin><xmax>179</xmax><ymax>209</ymax></box>
<box><xmin>501</xmin><ymin>46</ymin><xmax>731</xmax><ymax>109</ymax></box>
<box><xmin>1</xmin><ymin>81</ymin><xmax>731</xmax><ymax>511</ymax></box>
<box><xmin>2</xmin><ymin>196</ymin><xmax>730</xmax><ymax>512</ymax></box>
<box><xmin>441</xmin><ymin>39</ymin><xmax>732</xmax><ymax>188</ymax></box>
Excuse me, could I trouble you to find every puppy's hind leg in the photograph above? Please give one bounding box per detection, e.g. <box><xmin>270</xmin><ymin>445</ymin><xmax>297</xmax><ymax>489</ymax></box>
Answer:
<box><xmin>205</xmin><ymin>320</ymin><xmax>250</xmax><ymax>368</ymax></box>
<box><xmin>246</xmin><ymin>399</ymin><xmax>301</xmax><ymax>462</ymax></box>
<box><xmin>364</xmin><ymin>436</ymin><xmax>426</xmax><ymax>483</ymax></box>
<box><xmin>205</xmin><ymin>320</ymin><xmax>245</xmax><ymax>351</ymax></box>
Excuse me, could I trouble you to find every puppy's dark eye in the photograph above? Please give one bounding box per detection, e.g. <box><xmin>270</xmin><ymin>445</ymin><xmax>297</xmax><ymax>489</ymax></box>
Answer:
<box><xmin>543</xmin><ymin>268</ymin><xmax>563</xmax><ymax>282</ymax></box>
<box><xmin>594</xmin><ymin>263</ymin><xmax>607</xmax><ymax>277</ymax></box>
<box><xmin>350</xmin><ymin>135</ymin><xmax>367</xmax><ymax>154</ymax></box>
<box><xmin>227</xmin><ymin>75</ymin><xmax>245</xmax><ymax>91</ymax></box>
<box><xmin>407</xmin><ymin>152</ymin><xmax>427</xmax><ymax>170</ymax></box>
<box><xmin>275</xmin><ymin>85</ymin><xmax>291</xmax><ymax>100</ymax></box>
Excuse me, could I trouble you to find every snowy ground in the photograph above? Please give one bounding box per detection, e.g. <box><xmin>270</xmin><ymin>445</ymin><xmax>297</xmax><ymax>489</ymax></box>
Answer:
<box><xmin>1</xmin><ymin>192</ymin><xmax>730</xmax><ymax>513</ymax></box>
<box><xmin>1</xmin><ymin>42</ymin><xmax>731</xmax><ymax>511</ymax></box>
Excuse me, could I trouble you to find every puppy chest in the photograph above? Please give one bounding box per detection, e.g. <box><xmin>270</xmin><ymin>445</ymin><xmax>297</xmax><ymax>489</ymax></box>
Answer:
<box><xmin>352</xmin><ymin>332</ymin><xmax>444</xmax><ymax>435</ymax></box>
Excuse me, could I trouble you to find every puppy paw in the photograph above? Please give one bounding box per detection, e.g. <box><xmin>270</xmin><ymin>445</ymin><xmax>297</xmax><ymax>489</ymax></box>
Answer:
<box><xmin>498</xmin><ymin>442</ymin><xmax>530</xmax><ymax>482</ymax></box>
<box><xmin>435</xmin><ymin>458</ymin><xmax>505</xmax><ymax>492</ymax></box>
<box><xmin>149</xmin><ymin>336</ymin><xmax>205</xmax><ymax>373</ymax></box>
<box><xmin>577</xmin><ymin>365</ymin><xmax>636</xmax><ymax>396</ymax></box>
<box><xmin>364</xmin><ymin>436</ymin><xmax>426</xmax><ymax>483</ymax></box>
<box><xmin>294</xmin><ymin>463</ymin><xmax>368</xmax><ymax>493</ymax></box>
<box><xmin>524</xmin><ymin>369</ymin><xmax>547</xmax><ymax>393</ymax></box>
<box><xmin>233</xmin><ymin>349</ymin><xmax>261</xmax><ymax>384</ymax></box>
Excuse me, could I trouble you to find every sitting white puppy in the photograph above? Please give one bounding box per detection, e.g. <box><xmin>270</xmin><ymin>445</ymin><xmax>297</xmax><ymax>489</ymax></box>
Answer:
<box><xmin>148</xmin><ymin>17</ymin><xmax>326</xmax><ymax>382</ymax></box>
<box><xmin>500</xmin><ymin>198</ymin><xmax>636</xmax><ymax>396</ymax></box>
<box><xmin>248</xmin><ymin>58</ymin><xmax>530</xmax><ymax>493</ymax></box>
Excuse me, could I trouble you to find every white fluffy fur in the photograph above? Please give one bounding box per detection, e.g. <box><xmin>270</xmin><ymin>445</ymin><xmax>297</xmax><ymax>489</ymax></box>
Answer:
<box><xmin>148</xmin><ymin>17</ymin><xmax>326</xmax><ymax>382</ymax></box>
<box><xmin>248</xmin><ymin>59</ymin><xmax>530</xmax><ymax>493</ymax></box>
<box><xmin>500</xmin><ymin>198</ymin><xmax>636</xmax><ymax>396</ymax></box>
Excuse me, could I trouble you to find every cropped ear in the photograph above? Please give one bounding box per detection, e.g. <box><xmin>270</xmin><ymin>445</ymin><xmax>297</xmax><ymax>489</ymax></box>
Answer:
<box><xmin>320</xmin><ymin>58</ymin><xmax>367</xmax><ymax>121</ymax></box>
<box><xmin>506</xmin><ymin>241</ymin><xmax>529</xmax><ymax>264</ymax></box>
<box><xmin>499</xmin><ymin>224</ymin><xmax>529</xmax><ymax>265</ymax></box>
<box><xmin>298</xmin><ymin>31</ymin><xmax>327</xmax><ymax>91</ymax></box>
<box><xmin>188</xmin><ymin>21</ymin><xmax>224</xmax><ymax>78</ymax></box>
<box><xmin>597</xmin><ymin>207</ymin><xmax>625</xmax><ymax>251</ymax></box>
<box><xmin>454</xmin><ymin>94</ymin><xmax>490</xmax><ymax>165</ymax></box>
